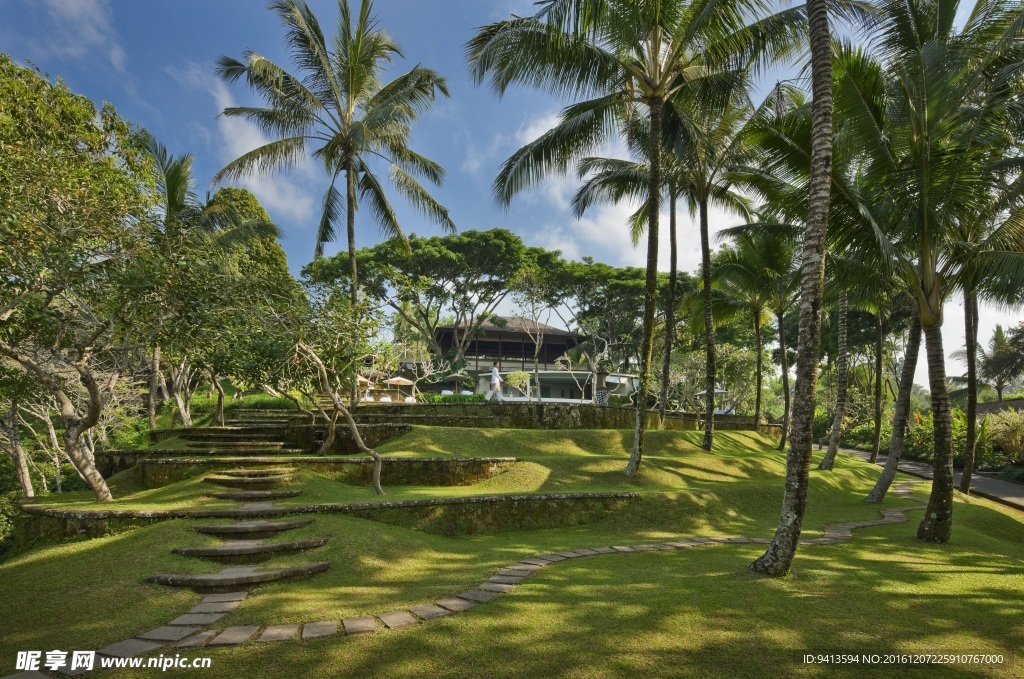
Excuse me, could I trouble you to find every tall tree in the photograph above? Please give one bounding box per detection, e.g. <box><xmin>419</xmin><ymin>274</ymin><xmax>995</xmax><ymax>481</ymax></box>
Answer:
<box><xmin>215</xmin><ymin>0</ymin><xmax>455</xmax><ymax>302</ymax></box>
<box><xmin>468</xmin><ymin>0</ymin><xmax>803</xmax><ymax>476</ymax></box>
<box><xmin>749</xmin><ymin>0</ymin><xmax>834</xmax><ymax>576</ymax></box>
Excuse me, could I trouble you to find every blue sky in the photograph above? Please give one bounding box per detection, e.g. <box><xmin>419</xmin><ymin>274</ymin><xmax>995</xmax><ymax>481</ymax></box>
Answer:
<box><xmin>1</xmin><ymin>0</ymin><xmax>1017</xmax><ymax>385</ymax></box>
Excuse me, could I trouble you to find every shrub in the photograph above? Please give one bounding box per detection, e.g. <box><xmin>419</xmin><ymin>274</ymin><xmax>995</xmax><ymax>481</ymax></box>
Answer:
<box><xmin>986</xmin><ymin>408</ymin><xmax>1024</xmax><ymax>464</ymax></box>
<box><xmin>416</xmin><ymin>393</ymin><xmax>485</xmax><ymax>404</ymax></box>
<box><xmin>607</xmin><ymin>395</ymin><xmax>633</xmax><ymax>408</ymax></box>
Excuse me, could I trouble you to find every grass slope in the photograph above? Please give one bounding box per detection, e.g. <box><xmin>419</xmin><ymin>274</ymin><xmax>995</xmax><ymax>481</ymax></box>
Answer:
<box><xmin>1</xmin><ymin>427</ymin><xmax>1021</xmax><ymax>677</ymax></box>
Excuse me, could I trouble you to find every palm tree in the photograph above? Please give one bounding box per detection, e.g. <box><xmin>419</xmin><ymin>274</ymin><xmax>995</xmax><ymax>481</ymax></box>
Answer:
<box><xmin>748</xmin><ymin>0</ymin><xmax>836</xmax><ymax>576</ymax></box>
<box><xmin>825</xmin><ymin>0</ymin><xmax>1024</xmax><ymax>542</ymax></box>
<box><xmin>714</xmin><ymin>227</ymin><xmax>799</xmax><ymax>437</ymax></box>
<box><xmin>214</xmin><ymin>0</ymin><xmax>454</xmax><ymax>303</ymax></box>
<box><xmin>468</xmin><ymin>0</ymin><xmax>803</xmax><ymax>475</ymax></box>
<box><xmin>571</xmin><ymin>101</ymin><xmax>753</xmax><ymax>432</ymax></box>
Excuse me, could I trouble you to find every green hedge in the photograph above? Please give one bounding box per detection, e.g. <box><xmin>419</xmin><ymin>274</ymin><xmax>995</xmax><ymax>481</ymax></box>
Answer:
<box><xmin>416</xmin><ymin>393</ymin><xmax>486</xmax><ymax>404</ymax></box>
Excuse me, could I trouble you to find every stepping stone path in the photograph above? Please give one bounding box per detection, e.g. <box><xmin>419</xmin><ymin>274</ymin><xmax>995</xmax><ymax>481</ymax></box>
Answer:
<box><xmin>148</xmin><ymin>466</ymin><xmax>330</xmax><ymax>592</ymax></box>
<box><xmin>33</xmin><ymin>480</ymin><xmax>925</xmax><ymax>679</ymax></box>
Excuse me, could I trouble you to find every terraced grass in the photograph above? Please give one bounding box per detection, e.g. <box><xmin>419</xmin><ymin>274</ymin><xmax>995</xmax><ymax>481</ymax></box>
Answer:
<box><xmin>3</xmin><ymin>427</ymin><xmax>1022</xmax><ymax>678</ymax></box>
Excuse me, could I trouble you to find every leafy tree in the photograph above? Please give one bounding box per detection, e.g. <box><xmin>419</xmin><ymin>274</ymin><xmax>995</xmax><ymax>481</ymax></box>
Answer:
<box><xmin>0</xmin><ymin>55</ymin><xmax>155</xmax><ymax>502</ymax></box>
<box><xmin>215</xmin><ymin>0</ymin><xmax>454</xmax><ymax>301</ymax></box>
<box><xmin>329</xmin><ymin>229</ymin><xmax>542</xmax><ymax>366</ymax></box>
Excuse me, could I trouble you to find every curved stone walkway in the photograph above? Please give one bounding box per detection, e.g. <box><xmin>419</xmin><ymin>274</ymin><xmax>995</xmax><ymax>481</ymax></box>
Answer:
<box><xmin>31</xmin><ymin>481</ymin><xmax>927</xmax><ymax>677</ymax></box>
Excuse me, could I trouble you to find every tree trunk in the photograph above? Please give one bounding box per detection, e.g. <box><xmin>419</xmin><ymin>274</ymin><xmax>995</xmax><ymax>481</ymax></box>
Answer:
<box><xmin>867</xmin><ymin>309</ymin><xmax>921</xmax><ymax>502</ymax></box>
<box><xmin>700</xmin><ymin>196</ymin><xmax>716</xmax><ymax>451</ymax></box>
<box><xmin>148</xmin><ymin>344</ymin><xmax>162</xmax><ymax>430</ymax></box>
<box><xmin>959</xmin><ymin>293</ymin><xmax>978</xmax><ymax>494</ymax></box>
<box><xmin>625</xmin><ymin>97</ymin><xmax>662</xmax><ymax>477</ymax></box>
<box><xmin>659</xmin><ymin>193</ymin><xmax>678</xmax><ymax>415</ymax></box>
<box><xmin>210</xmin><ymin>369</ymin><xmax>226</xmax><ymax>427</ymax></box>
<box><xmin>749</xmin><ymin>0</ymin><xmax>833</xmax><ymax>577</ymax></box>
<box><xmin>346</xmin><ymin>159</ymin><xmax>358</xmax><ymax>305</ymax></box>
<box><xmin>869</xmin><ymin>312</ymin><xmax>884</xmax><ymax>463</ymax></box>
<box><xmin>917</xmin><ymin>321</ymin><xmax>954</xmax><ymax>542</ymax></box>
<box><xmin>63</xmin><ymin>428</ymin><xmax>111</xmax><ymax>502</ymax></box>
<box><xmin>754</xmin><ymin>310</ymin><xmax>763</xmax><ymax>426</ymax></box>
<box><xmin>4</xmin><ymin>401</ymin><xmax>35</xmax><ymax>498</ymax></box>
<box><xmin>777</xmin><ymin>311</ymin><xmax>791</xmax><ymax>452</ymax></box>
<box><xmin>819</xmin><ymin>293</ymin><xmax>848</xmax><ymax>470</ymax></box>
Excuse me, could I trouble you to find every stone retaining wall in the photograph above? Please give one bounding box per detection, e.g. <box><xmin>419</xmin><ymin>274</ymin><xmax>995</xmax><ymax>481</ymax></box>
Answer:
<box><xmin>15</xmin><ymin>492</ymin><xmax>639</xmax><ymax>546</ymax></box>
<box><xmin>351</xmin><ymin>403</ymin><xmax>660</xmax><ymax>430</ymax></box>
<box><xmin>93</xmin><ymin>455</ymin><xmax>519</xmax><ymax>489</ymax></box>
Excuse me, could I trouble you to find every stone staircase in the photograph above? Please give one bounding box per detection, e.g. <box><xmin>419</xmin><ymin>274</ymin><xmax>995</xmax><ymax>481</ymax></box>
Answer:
<box><xmin>147</xmin><ymin>466</ymin><xmax>330</xmax><ymax>593</ymax></box>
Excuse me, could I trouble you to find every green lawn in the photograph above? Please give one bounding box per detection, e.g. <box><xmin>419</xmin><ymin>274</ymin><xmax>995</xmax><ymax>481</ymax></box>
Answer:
<box><xmin>2</xmin><ymin>427</ymin><xmax>1022</xmax><ymax>677</ymax></box>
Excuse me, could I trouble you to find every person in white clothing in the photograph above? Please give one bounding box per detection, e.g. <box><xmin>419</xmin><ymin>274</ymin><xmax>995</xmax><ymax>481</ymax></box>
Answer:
<box><xmin>484</xmin><ymin>361</ymin><xmax>504</xmax><ymax>402</ymax></box>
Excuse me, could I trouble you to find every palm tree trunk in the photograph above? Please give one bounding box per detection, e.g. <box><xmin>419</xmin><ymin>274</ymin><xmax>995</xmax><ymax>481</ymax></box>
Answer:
<box><xmin>625</xmin><ymin>97</ymin><xmax>662</xmax><ymax>477</ymax></box>
<box><xmin>820</xmin><ymin>293</ymin><xmax>848</xmax><ymax>469</ymax></box>
<box><xmin>749</xmin><ymin>0</ymin><xmax>834</xmax><ymax>577</ymax></box>
<box><xmin>867</xmin><ymin>309</ymin><xmax>921</xmax><ymax>502</ymax></box>
<box><xmin>346</xmin><ymin>159</ymin><xmax>358</xmax><ymax>305</ymax></box>
<box><xmin>700</xmin><ymin>196</ymin><xmax>716</xmax><ymax>451</ymax></box>
<box><xmin>754</xmin><ymin>310</ymin><xmax>763</xmax><ymax>426</ymax></box>
<box><xmin>659</xmin><ymin>193</ymin><xmax>678</xmax><ymax>415</ymax></box>
<box><xmin>777</xmin><ymin>311</ymin><xmax>791</xmax><ymax>452</ymax></box>
<box><xmin>917</xmin><ymin>321</ymin><xmax>954</xmax><ymax>542</ymax></box>
<box><xmin>959</xmin><ymin>293</ymin><xmax>979</xmax><ymax>494</ymax></box>
<box><xmin>869</xmin><ymin>312</ymin><xmax>884</xmax><ymax>463</ymax></box>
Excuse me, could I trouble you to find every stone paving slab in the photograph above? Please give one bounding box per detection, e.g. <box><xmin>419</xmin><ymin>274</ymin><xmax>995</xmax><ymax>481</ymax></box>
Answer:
<box><xmin>176</xmin><ymin>630</ymin><xmax>218</xmax><ymax>648</ymax></box>
<box><xmin>533</xmin><ymin>554</ymin><xmax>566</xmax><ymax>562</ymax></box>
<box><xmin>611</xmin><ymin>546</ymin><xmax>635</xmax><ymax>552</ymax></box>
<box><xmin>190</xmin><ymin>601</ymin><xmax>243</xmax><ymax>614</ymax></box>
<box><xmin>409</xmin><ymin>604</ymin><xmax>451</xmax><ymax>620</ymax></box>
<box><xmin>302</xmin><ymin>621</ymin><xmax>339</xmax><ymax>639</ymax></box>
<box><xmin>97</xmin><ymin>639</ymin><xmax>163</xmax><ymax>658</ymax></box>
<box><xmin>591</xmin><ymin>546</ymin><xmax>617</xmax><ymax>553</ymax></box>
<box><xmin>496</xmin><ymin>568</ymin><xmax>533</xmax><ymax>578</ymax></box>
<box><xmin>435</xmin><ymin>598</ymin><xmax>477</xmax><ymax>612</ymax></box>
<box><xmin>572</xmin><ymin>548</ymin><xmax>601</xmax><ymax>555</ymax></box>
<box><xmin>258</xmin><ymin>625</ymin><xmax>300</xmax><ymax>642</ymax></box>
<box><xmin>137</xmin><ymin>625</ymin><xmax>201</xmax><ymax>642</ymax></box>
<box><xmin>555</xmin><ymin>551</ymin><xmax>583</xmax><ymax>558</ymax></box>
<box><xmin>519</xmin><ymin>558</ymin><xmax>552</xmax><ymax>567</ymax></box>
<box><xmin>478</xmin><ymin>582</ymin><xmax>515</xmax><ymax>593</ymax></box>
<box><xmin>488</xmin><ymin>575</ymin><xmax>525</xmax><ymax>585</ymax></box>
<box><xmin>513</xmin><ymin>561</ymin><xmax>546</xmax><ymax>570</ymax></box>
<box><xmin>342</xmin><ymin>616</ymin><xmax>378</xmax><ymax>635</ymax></box>
<box><xmin>664</xmin><ymin>540</ymin><xmax>700</xmax><ymax>548</ymax></box>
<box><xmin>202</xmin><ymin>591</ymin><xmax>249</xmax><ymax>603</ymax></box>
<box><xmin>378</xmin><ymin>610</ymin><xmax>418</xmax><ymax>629</ymax></box>
<box><xmin>209</xmin><ymin>626</ymin><xmax>260</xmax><ymax>646</ymax></box>
<box><xmin>458</xmin><ymin>589</ymin><xmax>499</xmax><ymax>602</ymax></box>
<box><xmin>168</xmin><ymin>613</ymin><xmax>226</xmax><ymax>626</ymax></box>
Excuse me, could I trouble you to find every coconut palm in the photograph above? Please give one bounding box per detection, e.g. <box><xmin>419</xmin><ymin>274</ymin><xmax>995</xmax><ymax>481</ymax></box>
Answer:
<box><xmin>468</xmin><ymin>0</ymin><xmax>804</xmax><ymax>476</ymax></box>
<box><xmin>713</xmin><ymin>227</ymin><xmax>799</xmax><ymax>429</ymax></box>
<box><xmin>571</xmin><ymin>99</ymin><xmax>753</xmax><ymax>436</ymax></box>
<box><xmin>214</xmin><ymin>0</ymin><xmax>454</xmax><ymax>303</ymax></box>
<box><xmin>824</xmin><ymin>0</ymin><xmax>1024</xmax><ymax>542</ymax></box>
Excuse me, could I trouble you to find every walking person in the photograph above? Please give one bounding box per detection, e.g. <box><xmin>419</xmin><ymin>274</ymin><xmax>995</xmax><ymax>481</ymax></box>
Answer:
<box><xmin>485</xmin><ymin>361</ymin><xmax>504</xmax><ymax>403</ymax></box>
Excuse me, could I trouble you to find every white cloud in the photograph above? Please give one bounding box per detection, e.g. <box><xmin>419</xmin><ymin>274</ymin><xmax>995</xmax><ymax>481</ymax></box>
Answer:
<box><xmin>172</xmin><ymin>63</ymin><xmax>317</xmax><ymax>227</ymax></box>
<box><xmin>35</xmin><ymin>0</ymin><xmax>125</xmax><ymax>72</ymax></box>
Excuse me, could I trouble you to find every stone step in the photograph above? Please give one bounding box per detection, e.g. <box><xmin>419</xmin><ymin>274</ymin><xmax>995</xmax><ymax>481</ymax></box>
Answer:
<box><xmin>187</xmin><ymin>441</ymin><xmax>287</xmax><ymax>449</ymax></box>
<box><xmin>160</xmin><ymin>448</ymin><xmax>310</xmax><ymax>457</ymax></box>
<box><xmin>173</xmin><ymin>537</ymin><xmax>329</xmax><ymax>563</ymax></box>
<box><xmin>209</xmin><ymin>490</ymin><xmax>303</xmax><ymax>501</ymax></box>
<box><xmin>180</xmin><ymin>431</ymin><xmax>288</xmax><ymax>440</ymax></box>
<box><xmin>204</xmin><ymin>475</ymin><xmax>294</xmax><ymax>490</ymax></box>
<box><xmin>147</xmin><ymin>561</ymin><xmax>330</xmax><ymax>592</ymax></box>
<box><xmin>194</xmin><ymin>518</ymin><xmax>313</xmax><ymax>540</ymax></box>
<box><xmin>216</xmin><ymin>468</ymin><xmax>297</xmax><ymax>478</ymax></box>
